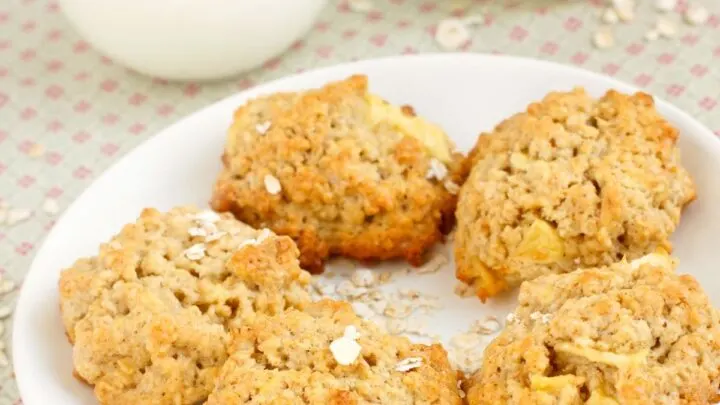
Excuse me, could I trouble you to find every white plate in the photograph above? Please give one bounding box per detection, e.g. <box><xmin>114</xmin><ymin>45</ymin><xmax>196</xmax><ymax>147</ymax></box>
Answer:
<box><xmin>13</xmin><ymin>53</ymin><xmax>720</xmax><ymax>404</ymax></box>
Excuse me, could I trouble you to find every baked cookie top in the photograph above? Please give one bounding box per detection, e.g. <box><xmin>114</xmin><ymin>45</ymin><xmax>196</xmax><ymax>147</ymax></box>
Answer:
<box><xmin>207</xmin><ymin>300</ymin><xmax>463</xmax><ymax>405</ymax></box>
<box><xmin>211</xmin><ymin>75</ymin><xmax>467</xmax><ymax>273</ymax></box>
<box><xmin>59</xmin><ymin>206</ymin><xmax>311</xmax><ymax>405</ymax></box>
<box><xmin>466</xmin><ymin>252</ymin><xmax>720</xmax><ymax>405</ymax></box>
<box><xmin>455</xmin><ymin>88</ymin><xmax>695</xmax><ymax>300</ymax></box>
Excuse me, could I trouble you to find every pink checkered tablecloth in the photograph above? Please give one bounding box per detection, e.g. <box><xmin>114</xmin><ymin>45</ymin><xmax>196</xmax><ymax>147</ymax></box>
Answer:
<box><xmin>1</xmin><ymin>0</ymin><xmax>719</xmax><ymax>402</ymax></box>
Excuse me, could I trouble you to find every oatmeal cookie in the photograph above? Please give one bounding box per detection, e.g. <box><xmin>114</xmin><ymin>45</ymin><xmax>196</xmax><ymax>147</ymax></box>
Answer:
<box><xmin>58</xmin><ymin>206</ymin><xmax>311</xmax><ymax>405</ymax></box>
<box><xmin>466</xmin><ymin>252</ymin><xmax>720</xmax><ymax>405</ymax></box>
<box><xmin>211</xmin><ymin>75</ymin><xmax>467</xmax><ymax>273</ymax></box>
<box><xmin>455</xmin><ymin>88</ymin><xmax>695</xmax><ymax>300</ymax></box>
<box><xmin>207</xmin><ymin>299</ymin><xmax>463</xmax><ymax>404</ymax></box>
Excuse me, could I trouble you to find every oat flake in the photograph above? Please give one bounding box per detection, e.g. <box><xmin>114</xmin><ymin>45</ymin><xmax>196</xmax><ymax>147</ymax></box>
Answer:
<box><xmin>330</xmin><ymin>326</ymin><xmax>362</xmax><ymax>365</ymax></box>
<box><xmin>426</xmin><ymin>158</ymin><xmax>448</xmax><ymax>181</ymax></box>
<box><xmin>193</xmin><ymin>210</ymin><xmax>220</xmax><ymax>224</ymax></box>
<box><xmin>530</xmin><ymin>311</ymin><xmax>552</xmax><ymax>324</ymax></box>
<box><xmin>351</xmin><ymin>302</ymin><xmax>375</xmax><ymax>319</ymax></box>
<box><xmin>205</xmin><ymin>231</ymin><xmax>227</xmax><ymax>242</ymax></box>
<box><xmin>417</xmin><ymin>253</ymin><xmax>448</xmax><ymax>274</ymax></box>
<box><xmin>184</xmin><ymin>243</ymin><xmax>206</xmax><ymax>261</ymax></box>
<box><xmin>264</xmin><ymin>174</ymin><xmax>282</xmax><ymax>195</ymax></box>
<box><xmin>601</xmin><ymin>8</ymin><xmax>619</xmax><ymax>24</ymax></box>
<box><xmin>654</xmin><ymin>0</ymin><xmax>677</xmax><ymax>12</ymax></box>
<box><xmin>6</xmin><ymin>208</ymin><xmax>32</xmax><ymax>226</ymax></box>
<box><xmin>685</xmin><ymin>4</ymin><xmax>709</xmax><ymax>26</ymax></box>
<box><xmin>645</xmin><ymin>29</ymin><xmax>660</xmax><ymax>41</ymax></box>
<box><xmin>612</xmin><ymin>0</ymin><xmax>635</xmax><ymax>22</ymax></box>
<box><xmin>592</xmin><ymin>29</ymin><xmax>615</xmax><ymax>49</ymax></box>
<box><xmin>395</xmin><ymin>357</ymin><xmax>423</xmax><ymax>372</ymax></box>
<box><xmin>444</xmin><ymin>179</ymin><xmax>460</xmax><ymax>194</ymax></box>
<box><xmin>473</xmin><ymin>316</ymin><xmax>501</xmax><ymax>335</ymax></box>
<box><xmin>463</xmin><ymin>14</ymin><xmax>485</xmax><ymax>26</ymax></box>
<box><xmin>42</xmin><ymin>198</ymin><xmax>60</xmax><ymax>215</ymax></box>
<box><xmin>451</xmin><ymin>332</ymin><xmax>480</xmax><ymax>350</ymax></box>
<box><xmin>255</xmin><ymin>121</ymin><xmax>271</xmax><ymax>135</ymax></box>
<box><xmin>0</xmin><ymin>279</ymin><xmax>16</xmax><ymax>295</ymax></box>
<box><xmin>348</xmin><ymin>0</ymin><xmax>374</xmax><ymax>12</ymax></box>
<box><xmin>188</xmin><ymin>227</ymin><xmax>208</xmax><ymax>237</ymax></box>
<box><xmin>28</xmin><ymin>143</ymin><xmax>45</xmax><ymax>158</ymax></box>
<box><xmin>435</xmin><ymin>19</ymin><xmax>471</xmax><ymax>50</ymax></box>
<box><xmin>656</xmin><ymin>17</ymin><xmax>677</xmax><ymax>38</ymax></box>
<box><xmin>350</xmin><ymin>269</ymin><xmax>376</xmax><ymax>288</ymax></box>
<box><xmin>0</xmin><ymin>306</ymin><xmax>10</xmax><ymax>319</ymax></box>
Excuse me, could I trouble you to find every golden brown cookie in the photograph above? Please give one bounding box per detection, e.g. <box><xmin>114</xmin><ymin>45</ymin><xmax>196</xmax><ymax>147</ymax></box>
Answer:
<box><xmin>455</xmin><ymin>88</ymin><xmax>695</xmax><ymax>300</ymax></box>
<box><xmin>465</xmin><ymin>252</ymin><xmax>720</xmax><ymax>405</ymax></box>
<box><xmin>211</xmin><ymin>75</ymin><xmax>467</xmax><ymax>273</ymax></box>
<box><xmin>59</xmin><ymin>206</ymin><xmax>311</xmax><ymax>405</ymax></box>
<box><xmin>207</xmin><ymin>300</ymin><xmax>463</xmax><ymax>405</ymax></box>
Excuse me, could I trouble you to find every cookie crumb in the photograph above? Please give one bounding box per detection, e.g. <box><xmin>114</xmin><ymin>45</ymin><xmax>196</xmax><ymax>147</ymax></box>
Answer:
<box><xmin>263</xmin><ymin>174</ymin><xmax>282</xmax><ymax>195</ymax></box>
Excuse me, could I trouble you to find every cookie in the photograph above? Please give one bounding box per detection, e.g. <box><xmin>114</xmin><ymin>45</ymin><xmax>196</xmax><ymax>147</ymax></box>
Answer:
<box><xmin>455</xmin><ymin>88</ymin><xmax>695</xmax><ymax>300</ymax></box>
<box><xmin>465</xmin><ymin>252</ymin><xmax>720</xmax><ymax>404</ymax></box>
<box><xmin>211</xmin><ymin>75</ymin><xmax>467</xmax><ymax>273</ymax></box>
<box><xmin>207</xmin><ymin>300</ymin><xmax>463</xmax><ymax>404</ymax></box>
<box><xmin>58</xmin><ymin>206</ymin><xmax>311</xmax><ymax>405</ymax></box>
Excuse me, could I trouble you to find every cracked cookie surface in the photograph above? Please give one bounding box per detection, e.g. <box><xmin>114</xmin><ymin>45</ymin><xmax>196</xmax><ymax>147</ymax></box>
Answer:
<box><xmin>455</xmin><ymin>88</ymin><xmax>695</xmax><ymax>300</ymax></box>
<box><xmin>466</xmin><ymin>252</ymin><xmax>720</xmax><ymax>405</ymax></box>
<box><xmin>207</xmin><ymin>299</ymin><xmax>463</xmax><ymax>405</ymax></box>
<box><xmin>211</xmin><ymin>75</ymin><xmax>467</xmax><ymax>273</ymax></box>
<box><xmin>59</xmin><ymin>206</ymin><xmax>311</xmax><ymax>405</ymax></box>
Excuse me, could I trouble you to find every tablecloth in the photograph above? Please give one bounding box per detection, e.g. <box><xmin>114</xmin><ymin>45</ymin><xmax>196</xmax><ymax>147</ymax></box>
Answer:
<box><xmin>1</xmin><ymin>0</ymin><xmax>719</xmax><ymax>402</ymax></box>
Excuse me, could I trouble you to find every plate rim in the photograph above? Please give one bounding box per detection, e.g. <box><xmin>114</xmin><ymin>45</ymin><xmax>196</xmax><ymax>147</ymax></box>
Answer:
<box><xmin>12</xmin><ymin>52</ymin><xmax>720</xmax><ymax>403</ymax></box>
